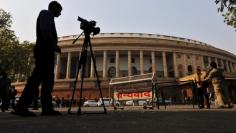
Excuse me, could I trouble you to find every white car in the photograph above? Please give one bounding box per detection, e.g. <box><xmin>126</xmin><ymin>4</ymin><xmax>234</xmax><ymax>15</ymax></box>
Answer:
<box><xmin>125</xmin><ymin>100</ymin><xmax>134</xmax><ymax>106</ymax></box>
<box><xmin>138</xmin><ymin>100</ymin><xmax>147</xmax><ymax>106</ymax></box>
<box><xmin>99</xmin><ymin>98</ymin><xmax>113</xmax><ymax>106</ymax></box>
<box><xmin>83</xmin><ymin>100</ymin><xmax>101</xmax><ymax>107</ymax></box>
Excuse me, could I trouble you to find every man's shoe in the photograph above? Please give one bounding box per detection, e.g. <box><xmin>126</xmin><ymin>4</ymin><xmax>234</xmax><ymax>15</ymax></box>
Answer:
<box><xmin>11</xmin><ymin>109</ymin><xmax>36</xmax><ymax>117</ymax></box>
<box><xmin>41</xmin><ymin>110</ymin><xmax>61</xmax><ymax>116</ymax></box>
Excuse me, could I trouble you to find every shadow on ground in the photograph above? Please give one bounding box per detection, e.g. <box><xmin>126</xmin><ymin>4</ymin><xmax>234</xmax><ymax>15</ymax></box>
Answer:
<box><xmin>0</xmin><ymin>107</ymin><xmax>236</xmax><ymax>133</ymax></box>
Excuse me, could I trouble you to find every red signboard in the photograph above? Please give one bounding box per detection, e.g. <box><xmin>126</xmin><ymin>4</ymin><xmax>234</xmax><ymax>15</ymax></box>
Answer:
<box><xmin>114</xmin><ymin>91</ymin><xmax>152</xmax><ymax>100</ymax></box>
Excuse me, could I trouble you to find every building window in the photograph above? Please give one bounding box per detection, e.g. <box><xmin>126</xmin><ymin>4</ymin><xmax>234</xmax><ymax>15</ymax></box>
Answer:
<box><xmin>223</xmin><ymin>60</ymin><xmax>227</xmax><ymax>72</ymax></box>
<box><xmin>166</xmin><ymin>52</ymin><xmax>174</xmax><ymax>77</ymax></box>
<box><xmin>211</xmin><ymin>57</ymin><xmax>215</xmax><ymax>63</ymax></box>
<box><xmin>110</xmin><ymin>58</ymin><xmax>115</xmax><ymax>63</ymax></box>
<box><xmin>177</xmin><ymin>54</ymin><xmax>181</xmax><ymax>58</ymax></box>
<box><xmin>132</xmin><ymin>58</ymin><xmax>135</xmax><ymax>63</ymax></box>
<box><xmin>228</xmin><ymin>61</ymin><xmax>232</xmax><ymax>72</ymax></box>
<box><xmin>108</xmin><ymin>66</ymin><xmax>116</xmax><ymax>78</ymax></box>
<box><xmin>203</xmin><ymin>56</ymin><xmax>209</xmax><ymax>68</ymax></box>
<box><xmin>178</xmin><ymin>64</ymin><xmax>184</xmax><ymax>77</ymax></box>
<box><xmin>187</xmin><ymin>55</ymin><xmax>190</xmax><ymax>59</ymax></box>
<box><xmin>70</xmin><ymin>53</ymin><xmax>79</xmax><ymax>78</ymax></box>
<box><xmin>187</xmin><ymin>65</ymin><xmax>193</xmax><ymax>75</ymax></box>
<box><xmin>148</xmin><ymin>67</ymin><xmax>152</xmax><ymax>73</ymax></box>
<box><xmin>132</xmin><ymin>66</ymin><xmax>138</xmax><ymax>75</ymax></box>
<box><xmin>59</xmin><ymin>53</ymin><xmax>68</xmax><ymax>79</ymax></box>
<box><xmin>217</xmin><ymin>58</ymin><xmax>222</xmax><ymax>68</ymax></box>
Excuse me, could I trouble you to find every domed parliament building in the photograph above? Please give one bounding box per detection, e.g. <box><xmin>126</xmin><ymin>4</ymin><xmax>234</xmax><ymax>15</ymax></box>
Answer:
<box><xmin>14</xmin><ymin>33</ymin><xmax>236</xmax><ymax>102</ymax></box>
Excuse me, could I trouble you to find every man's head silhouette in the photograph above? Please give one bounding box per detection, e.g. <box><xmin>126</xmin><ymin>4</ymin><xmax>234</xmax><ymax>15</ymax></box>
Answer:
<box><xmin>48</xmin><ymin>1</ymin><xmax>62</xmax><ymax>17</ymax></box>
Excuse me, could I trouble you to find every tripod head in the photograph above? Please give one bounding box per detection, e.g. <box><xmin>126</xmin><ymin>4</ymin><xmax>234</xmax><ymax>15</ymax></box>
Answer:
<box><xmin>72</xmin><ymin>16</ymin><xmax>100</xmax><ymax>44</ymax></box>
<box><xmin>77</xmin><ymin>16</ymin><xmax>100</xmax><ymax>36</ymax></box>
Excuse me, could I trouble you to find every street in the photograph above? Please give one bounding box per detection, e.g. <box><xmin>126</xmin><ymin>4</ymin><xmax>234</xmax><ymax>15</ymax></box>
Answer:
<box><xmin>0</xmin><ymin>105</ymin><xmax>235</xmax><ymax>133</ymax></box>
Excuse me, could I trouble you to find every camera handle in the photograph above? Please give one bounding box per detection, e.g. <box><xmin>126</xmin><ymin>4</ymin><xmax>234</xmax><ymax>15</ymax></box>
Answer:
<box><xmin>72</xmin><ymin>32</ymin><xmax>84</xmax><ymax>44</ymax></box>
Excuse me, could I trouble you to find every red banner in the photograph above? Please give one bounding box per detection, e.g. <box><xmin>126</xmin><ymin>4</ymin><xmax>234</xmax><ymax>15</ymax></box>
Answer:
<box><xmin>114</xmin><ymin>91</ymin><xmax>152</xmax><ymax>100</ymax></box>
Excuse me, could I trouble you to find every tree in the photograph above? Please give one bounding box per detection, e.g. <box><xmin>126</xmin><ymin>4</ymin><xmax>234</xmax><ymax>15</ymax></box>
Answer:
<box><xmin>0</xmin><ymin>9</ymin><xmax>33</xmax><ymax>81</ymax></box>
<box><xmin>0</xmin><ymin>9</ymin><xmax>18</xmax><ymax>70</ymax></box>
<box><xmin>15</xmin><ymin>41</ymin><xmax>34</xmax><ymax>81</ymax></box>
<box><xmin>215</xmin><ymin>0</ymin><xmax>236</xmax><ymax>29</ymax></box>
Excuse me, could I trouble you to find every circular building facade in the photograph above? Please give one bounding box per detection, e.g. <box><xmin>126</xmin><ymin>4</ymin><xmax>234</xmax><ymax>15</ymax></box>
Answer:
<box><xmin>14</xmin><ymin>33</ymin><xmax>236</xmax><ymax>101</ymax></box>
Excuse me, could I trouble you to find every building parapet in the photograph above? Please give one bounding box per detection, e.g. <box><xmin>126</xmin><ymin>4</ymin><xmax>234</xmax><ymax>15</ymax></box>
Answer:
<box><xmin>58</xmin><ymin>32</ymin><xmax>236</xmax><ymax>58</ymax></box>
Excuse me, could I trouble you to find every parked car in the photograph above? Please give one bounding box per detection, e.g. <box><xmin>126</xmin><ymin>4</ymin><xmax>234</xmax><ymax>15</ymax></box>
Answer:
<box><xmin>114</xmin><ymin>100</ymin><xmax>121</xmax><ymax>106</ymax></box>
<box><xmin>99</xmin><ymin>98</ymin><xmax>113</xmax><ymax>106</ymax></box>
<box><xmin>138</xmin><ymin>100</ymin><xmax>147</xmax><ymax>106</ymax></box>
<box><xmin>83</xmin><ymin>100</ymin><xmax>101</xmax><ymax>107</ymax></box>
<box><xmin>125</xmin><ymin>100</ymin><xmax>134</xmax><ymax>106</ymax></box>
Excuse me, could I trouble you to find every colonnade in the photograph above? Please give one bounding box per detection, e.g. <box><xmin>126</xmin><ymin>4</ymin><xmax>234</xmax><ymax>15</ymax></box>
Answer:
<box><xmin>54</xmin><ymin>50</ymin><xmax>236</xmax><ymax>80</ymax></box>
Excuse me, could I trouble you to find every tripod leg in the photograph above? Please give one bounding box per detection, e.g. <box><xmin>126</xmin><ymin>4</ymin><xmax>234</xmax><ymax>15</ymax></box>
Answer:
<box><xmin>77</xmin><ymin>62</ymin><xmax>87</xmax><ymax>115</ymax></box>
<box><xmin>77</xmin><ymin>46</ymin><xmax>88</xmax><ymax>115</ymax></box>
<box><xmin>68</xmin><ymin>60</ymin><xmax>80</xmax><ymax>114</ymax></box>
<box><xmin>68</xmin><ymin>41</ymin><xmax>87</xmax><ymax>114</ymax></box>
<box><xmin>88</xmin><ymin>39</ymin><xmax>107</xmax><ymax>114</ymax></box>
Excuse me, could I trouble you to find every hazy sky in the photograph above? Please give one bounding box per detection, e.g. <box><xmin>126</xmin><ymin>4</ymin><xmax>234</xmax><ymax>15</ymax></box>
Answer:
<box><xmin>1</xmin><ymin>0</ymin><xmax>236</xmax><ymax>55</ymax></box>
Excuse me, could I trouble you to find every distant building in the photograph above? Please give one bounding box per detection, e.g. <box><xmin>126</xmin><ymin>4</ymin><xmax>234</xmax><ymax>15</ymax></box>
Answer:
<box><xmin>13</xmin><ymin>33</ymin><xmax>236</xmax><ymax>102</ymax></box>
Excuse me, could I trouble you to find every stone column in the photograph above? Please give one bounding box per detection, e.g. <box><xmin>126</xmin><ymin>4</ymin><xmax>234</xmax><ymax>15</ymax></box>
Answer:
<box><xmin>200</xmin><ymin>56</ymin><xmax>205</xmax><ymax>70</ymax></box>
<box><xmin>192</xmin><ymin>55</ymin><xmax>197</xmax><ymax>73</ymax></box>
<box><xmin>140</xmin><ymin>50</ymin><xmax>144</xmax><ymax>75</ymax></box>
<box><xmin>208</xmin><ymin>56</ymin><xmax>211</xmax><ymax>64</ymax></box>
<box><xmin>233</xmin><ymin>63</ymin><xmax>236</xmax><ymax>72</ymax></box>
<box><xmin>78</xmin><ymin>52</ymin><xmax>82</xmax><ymax>79</ymax></box>
<box><xmin>230</xmin><ymin>62</ymin><xmax>234</xmax><ymax>72</ymax></box>
<box><xmin>54</xmin><ymin>54</ymin><xmax>61</xmax><ymax>80</ymax></box>
<box><xmin>128</xmin><ymin>50</ymin><xmax>132</xmax><ymax>76</ymax></box>
<box><xmin>90</xmin><ymin>57</ymin><xmax>94</xmax><ymax>78</ymax></box>
<box><xmin>226</xmin><ymin>60</ymin><xmax>230</xmax><ymax>72</ymax></box>
<box><xmin>183</xmin><ymin>54</ymin><xmax>188</xmax><ymax>76</ymax></box>
<box><xmin>115</xmin><ymin>50</ymin><xmax>120</xmax><ymax>77</ymax></box>
<box><xmin>173</xmin><ymin>52</ymin><xmax>178</xmax><ymax>77</ymax></box>
<box><xmin>103</xmin><ymin>50</ymin><xmax>107</xmax><ymax>78</ymax></box>
<box><xmin>221</xmin><ymin>59</ymin><xmax>224</xmax><ymax>70</ymax></box>
<box><xmin>151</xmin><ymin>51</ymin><xmax>156</xmax><ymax>74</ymax></box>
<box><xmin>227</xmin><ymin>61</ymin><xmax>231</xmax><ymax>72</ymax></box>
<box><xmin>162</xmin><ymin>52</ymin><xmax>168</xmax><ymax>78</ymax></box>
<box><xmin>215</xmin><ymin>58</ymin><xmax>218</xmax><ymax>67</ymax></box>
<box><xmin>232</xmin><ymin>63</ymin><xmax>235</xmax><ymax>72</ymax></box>
<box><xmin>66</xmin><ymin>52</ymin><xmax>71</xmax><ymax>79</ymax></box>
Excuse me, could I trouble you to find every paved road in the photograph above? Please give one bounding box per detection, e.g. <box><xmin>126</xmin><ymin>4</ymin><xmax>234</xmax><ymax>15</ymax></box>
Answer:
<box><xmin>0</xmin><ymin>105</ymin><xmax>235</xmax><ymax>133</ymax></box>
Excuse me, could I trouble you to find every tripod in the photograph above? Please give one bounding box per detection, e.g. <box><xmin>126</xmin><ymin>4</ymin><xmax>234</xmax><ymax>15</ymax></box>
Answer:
<box><xmin>68</xmin><ymin>32</ymin><xmax>107</xmax><ymax>115</ymax></box>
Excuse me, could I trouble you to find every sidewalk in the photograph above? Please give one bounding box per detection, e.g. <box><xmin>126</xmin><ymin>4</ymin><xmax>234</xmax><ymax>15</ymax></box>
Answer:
<box><xmin>0</xmin><ymin>105</ymin><xmax>235</xmax><ymax>133</ymax></box>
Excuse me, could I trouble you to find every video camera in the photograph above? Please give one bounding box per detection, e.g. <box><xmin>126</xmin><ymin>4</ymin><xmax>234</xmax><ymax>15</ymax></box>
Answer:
<box><xmin>78</xmin><ymin>16</ymin><xmax>100</xmax><ymax>35</ymax></box>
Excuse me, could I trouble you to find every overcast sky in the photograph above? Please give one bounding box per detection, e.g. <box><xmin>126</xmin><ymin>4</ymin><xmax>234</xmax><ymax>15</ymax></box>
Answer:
<box><xmin>1</xmin><ymin>0</ymin><xmax>236</xmax><ymax>55</ymax></box>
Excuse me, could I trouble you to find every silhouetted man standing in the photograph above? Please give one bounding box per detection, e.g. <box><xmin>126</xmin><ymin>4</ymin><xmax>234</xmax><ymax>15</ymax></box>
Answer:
<box><xmin>13</xmin><ymin>1</ymin><xmax>62</xmax><ymax>116</ymax></box>
<box><xmin>0</xmin><ymin>69</ymin><xmax>11</xmax><ymax>112</ymax></box>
